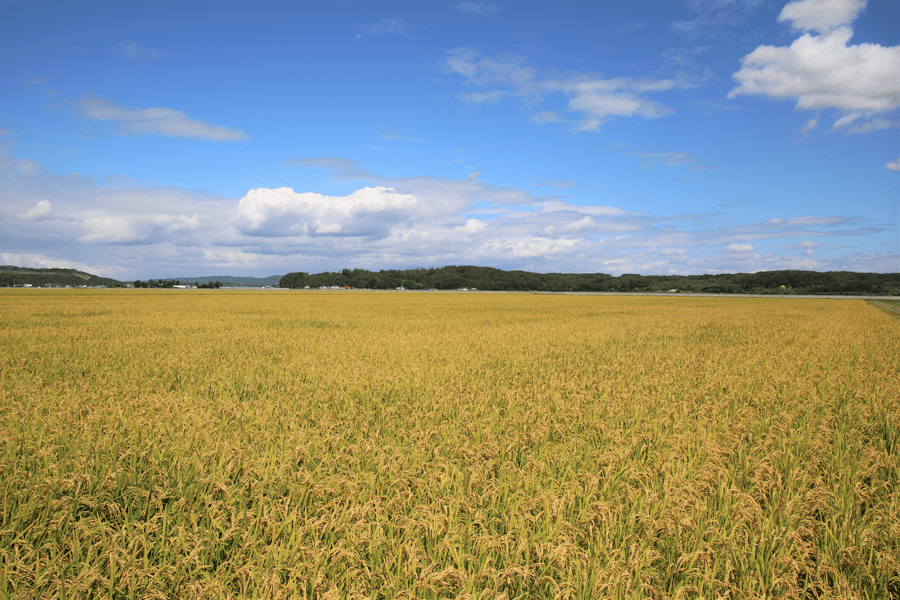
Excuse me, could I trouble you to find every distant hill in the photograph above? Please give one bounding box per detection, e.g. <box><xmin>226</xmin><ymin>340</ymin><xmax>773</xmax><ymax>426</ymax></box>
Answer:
<box><xmin>0</xmin><ymin>266</ymin><xmax>125</xmax><ymax>288</ymax></box>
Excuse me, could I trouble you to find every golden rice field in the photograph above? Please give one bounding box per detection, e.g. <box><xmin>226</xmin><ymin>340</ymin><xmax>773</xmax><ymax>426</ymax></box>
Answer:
<box><xmin>1</xmin><ymin>290</ymin><xmax>898</xmax><ymax>599</ymax></box>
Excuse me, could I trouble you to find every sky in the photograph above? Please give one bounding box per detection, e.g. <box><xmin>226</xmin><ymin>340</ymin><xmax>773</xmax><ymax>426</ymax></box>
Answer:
<box><xmin>1</xmin><ymin>0</ymin><xmax>897</xmax><ymax>280</ymax></box>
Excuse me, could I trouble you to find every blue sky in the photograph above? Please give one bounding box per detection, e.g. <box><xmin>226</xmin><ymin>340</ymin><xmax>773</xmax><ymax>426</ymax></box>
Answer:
<box><xmin>1</xmin><ymin>0</ymin><xmax>897</xmax><ymax>279</ymax></box>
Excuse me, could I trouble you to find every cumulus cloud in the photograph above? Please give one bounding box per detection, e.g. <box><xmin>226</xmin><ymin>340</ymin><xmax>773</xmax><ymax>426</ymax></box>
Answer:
<box><xmin>455</xmin><ymin>218</ymin><xmax>487</xmax><ymax>234</ymax></box>
<box><xmin>886</xmin><ymin>159</ymin><xmax>900</xmax><ymax>171</ymax></box>
<box><xmin>456</xmin><ymin>2</ymin><xmax>498</xmax><ymax>16</ymax></box>
<box><xmin>726</xmin><ymin>243</ymin><xmax>754</xmax><ymax>253</ymax></box>
<box><xmin>778</xmin><ymin>0</ymin><xmax>866</xmax><ymax>33</ymax></box>
<box><xmin>234</xmin><ymin>186</ymin><xmax>422</xmax><ymax>238</ymax></box>
<box><xmin>729</xmin><ymin>0</ymin><xmax>899</xmax><ymax>132</ymax></box>
<box><xmin>77</xmin><ymin>97</ymin><xmax>249</xmax><ymax>141</ymax></box>
<box><xmin>444</xmin><ymin>48</ymin><xmax>686</xmax><ymax>129</ymax></box>
<box><xmin>23</xmin><ymin>200</ymin><xmax>53</xmax><ymax>220</ymax></box>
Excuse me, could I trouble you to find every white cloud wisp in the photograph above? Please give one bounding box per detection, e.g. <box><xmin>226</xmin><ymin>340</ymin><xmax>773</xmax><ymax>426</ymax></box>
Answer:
<box><xmin>444</xmin><ymin>49</ymin><xmax>686</xmax><ymax>130</ymax></box>
<box><xmin>78</xmin><ymin>97</ymin><xmax>250</xmax><ymax>141</ymax></box>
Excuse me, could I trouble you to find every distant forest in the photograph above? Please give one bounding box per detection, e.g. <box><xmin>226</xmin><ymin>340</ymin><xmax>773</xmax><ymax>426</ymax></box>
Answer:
<box><xmin>279</xmin><ymin>267</ymin><xmax>900</xmax><ymax>295</ymax></box>
<box><xmin>3</xmin><ymin>265</ymin><xmax>898</xmax><ymax>295</ymax></box>
<box><xmin>0</xmin><ymin>266</ymin><xmax>124</xmax><ymax>288</ymax></box>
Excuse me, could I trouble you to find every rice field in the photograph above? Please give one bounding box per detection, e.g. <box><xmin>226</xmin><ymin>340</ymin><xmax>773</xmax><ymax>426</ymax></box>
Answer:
<box><xmin>1</xmin><ymin>289</ymin><xmax>898</xmax><ymax>599</ymax></box>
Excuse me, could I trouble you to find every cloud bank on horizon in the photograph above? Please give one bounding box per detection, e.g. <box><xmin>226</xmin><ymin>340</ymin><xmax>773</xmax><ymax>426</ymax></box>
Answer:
<box><xmin>0</xmin><ymin>0</ymin><xmax>896</xmax><ymax>279</ymax></box>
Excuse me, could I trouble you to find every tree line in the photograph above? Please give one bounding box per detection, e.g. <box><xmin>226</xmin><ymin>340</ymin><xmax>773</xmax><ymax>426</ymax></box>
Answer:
<box><xmin>133</xmin><ymin>280</ymin><xmax>222</xmax><ymax>288</ymax></box>
<box><xmin>278</xmin><ymin>267</ymin><xmax>900</xmax><ymax>295</ymax></box>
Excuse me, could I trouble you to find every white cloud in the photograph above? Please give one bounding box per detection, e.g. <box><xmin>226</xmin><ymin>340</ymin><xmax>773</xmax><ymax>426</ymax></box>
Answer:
<box><xmin>848</xmin><ymin>118</ymin><xmax>896</xmax><ymax>133</ymax></box>
<box><xmin>729</xmin><ymin>1</ymin><xmax>899</xmax><ymax>132</ymax></box>
<box><xmin>563</xmin><ymin>79</ymin><xmax>675</xmax><ymax>130</ymax></box>
<box><xmin>799</xmin><ymin>116</ymin><xmax>818</xmax><ymax>134</ymax></box>
<box><xmin>77</xmin><ymin>97</ymin><xmax>249</xmax><ymax>141</ymax></box>
<box><xmin>234</xmin><ymin>186</ymin><xmax>422</xmax><ymax>238</ymax></box>
<box><xmin>886</xmin><ymin>159</ymin><xmax>900</xmax><ymax>171</ymax></box>
<box><xmin>80</xmin><ymin>213</ymin><xmax>202</xmax><ymax>244</ymax></box>
<box><xmin>455</xmin><ymin>218</ymin><xmax>487</xmax><ymax>234</ymax></box>
<box><xmin>444</xmin><ymin>49</ymin><xmax>685</xmax><ymax>129</ymax></box>
<box><xmin>484</xmin><ymin>237</ymin><xmax>578</xmax><ymax>259</ymax></box>
<box><xmin>726</xmin><ymin>243</ymin><xmax>754</xmax><ymax>253</ymax></box>
<box><xmin>456</xmin><ymin>2</ymin><xmax>498</xmax><ymax>16</ymax></box>
<box><xmin>23</xmin><ymin>200</ymin><xmax>53</xmax><ymax>220</ymax></box>
<box><xmin>778</xmin><ymin>0</ymin><xmax>866</xmax><ymax>33</ymax></box>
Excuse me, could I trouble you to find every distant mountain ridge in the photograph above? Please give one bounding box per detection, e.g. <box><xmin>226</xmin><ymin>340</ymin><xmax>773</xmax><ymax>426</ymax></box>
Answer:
<box><xmin>0</xmin><ymin>266</ymin><xmax>124</xmax><ymax>288</ymax></box>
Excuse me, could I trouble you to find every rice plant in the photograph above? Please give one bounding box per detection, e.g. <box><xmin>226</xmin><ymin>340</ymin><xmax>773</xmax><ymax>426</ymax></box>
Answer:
<box><xmin>1</xmin><ymin>290</ymin><xmax>898</xmax><ymax>599</ymax></box>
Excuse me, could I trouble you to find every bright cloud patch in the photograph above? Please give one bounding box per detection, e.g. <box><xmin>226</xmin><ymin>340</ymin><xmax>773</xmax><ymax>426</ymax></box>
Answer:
<box><xmin>235</xmin><ymin>186</ymin><xmax>422</xmax><ymax>238</ymax></box>
<box><xmin>78</xmin><ymin>97</ymin><xmax>249</xmax><ymax>141</ymax></box>
<box><xmin>456</xmin><ymin>218</ymin><xmax>487</xmax><ymax>234</ymax></box>
<box><xmin>23</xmin><ymin>200</ymin><xmax>53</xmax><ymax>220</ymax></box>
<box><xmin>729</xmin><ymin>0</ymin><xmax>899</xmax><ymax>131</ymax></box>
<box><xmin>80</xmin><ymin>213</ymin><xmax>201</xmax><ymax>244</ymax></box>
<box><xmin>778</xmin><ymin>0</ymin><xmax>866</xmax><ymax>33</ymax></box>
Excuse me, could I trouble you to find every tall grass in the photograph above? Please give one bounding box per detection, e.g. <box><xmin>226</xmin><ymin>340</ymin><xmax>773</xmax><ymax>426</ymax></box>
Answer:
<box><xmin>1</xmin><ymin>290</ymin><xmax>898</xmax><ymax>599</ymax></box>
